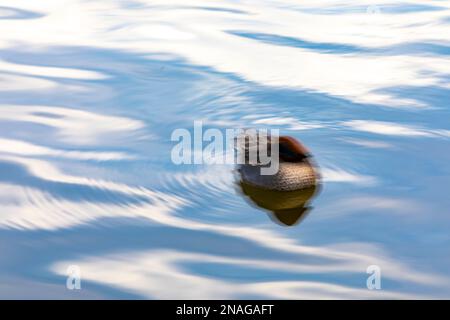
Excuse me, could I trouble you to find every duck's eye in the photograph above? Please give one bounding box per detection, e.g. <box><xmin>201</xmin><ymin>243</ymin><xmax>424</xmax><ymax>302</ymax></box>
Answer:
<box><xmin>279</xmin><ymin>143</ymin><xmax>295</xmax><ymax>157</ymax></box>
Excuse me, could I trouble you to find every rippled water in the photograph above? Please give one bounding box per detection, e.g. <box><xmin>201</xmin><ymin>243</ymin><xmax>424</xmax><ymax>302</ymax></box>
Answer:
<box><xmin>1</xmin><ymin>0</ymin><xmax>450</xmax><ymax>299</ymax></box>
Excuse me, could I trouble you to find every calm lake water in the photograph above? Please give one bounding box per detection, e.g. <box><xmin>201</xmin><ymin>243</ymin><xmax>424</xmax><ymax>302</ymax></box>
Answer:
<box><xmin>0</xmin><ymin>0</ymin><xmax>449</xmax><ymax>299</ymax></box>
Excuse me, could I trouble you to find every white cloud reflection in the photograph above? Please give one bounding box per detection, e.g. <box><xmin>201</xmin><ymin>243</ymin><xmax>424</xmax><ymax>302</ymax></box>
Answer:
<box><xmin>338</xmin><ymin>137</ymin><xmax>393</xmax><ymax>149</ymax></box>
<box><xmin>343</xmin><ymin>120</ymin><xmax>450</xmax><ymax>138</ymax></box>
<box><xmin>0</xmin><ymin>105</ymin><xmax>145</xmax><ymax>145</ymax></box>
<box><xmin>321</xmin><ymin>167</ymin><xmax>378</xmax><ymax>186</ymax></box>
<box><xmin>0</xmin><ymin>138</ymin><xmax>130</xmax><ymax>160</ymax></box>
<box><xmin>0</xmin><ymin>74</ymin><xmax>55</xmax><ymax>91</ymax></box>
<box><xmin>51</xmin><ymin>249</ymin><xmax>434</xmax><ymax>299</ymax></box>
<box><xmin>0</xmin><ymin>59</ymin><xmax>107</xmax><ymax>80</ymax></box>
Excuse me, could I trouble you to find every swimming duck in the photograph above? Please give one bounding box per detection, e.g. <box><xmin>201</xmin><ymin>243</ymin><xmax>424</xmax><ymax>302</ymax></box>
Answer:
<box><xmin>238</xmin><ymin>135</ymin><xmax>319</xmax><ymax>191</ymax></box>
<box><xmin>237</xmin><ymin>135</ymin><xmax>320</xmax><ymax>226</ymax></box>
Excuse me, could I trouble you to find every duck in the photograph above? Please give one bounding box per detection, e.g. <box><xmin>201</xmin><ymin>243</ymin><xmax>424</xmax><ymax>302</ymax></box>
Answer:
<box><xmin>238</xmin><ymin>135</ymin><xmax>319</xmax><ymax>191</ymax></box>
<box><xmin>236</xmin><ymin>135</ymin><xmax>320</xmax><ymax>226</ymax></box>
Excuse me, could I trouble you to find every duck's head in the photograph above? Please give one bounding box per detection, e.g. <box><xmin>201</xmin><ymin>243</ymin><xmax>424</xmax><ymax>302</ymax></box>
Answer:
<box><xmin>277</xmin><ymin>136</ymin><xmax>311</xmax><ymax>163</ymax></box>
<box><xmin>237</xmin><ymin>133</ymin><xmax>312</xmax><ymax>165</ymax></box>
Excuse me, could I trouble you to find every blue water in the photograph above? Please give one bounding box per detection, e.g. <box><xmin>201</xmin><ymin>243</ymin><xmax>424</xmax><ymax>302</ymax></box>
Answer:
<box><xmin>0</xmin><ymin>1</ymin><xmax>449</xmax><ymax>299</ymax></box>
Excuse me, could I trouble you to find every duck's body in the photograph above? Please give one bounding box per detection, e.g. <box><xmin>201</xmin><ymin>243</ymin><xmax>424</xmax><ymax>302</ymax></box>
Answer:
<box><xmin>239</xmin><ymin>161</ymin><xmax>317</xmax><ymax>191</ymax></box>
<box><xmin>238</xmin><ymin>136</ymin><xmax>319</xmax><ymax>192</ymax></box>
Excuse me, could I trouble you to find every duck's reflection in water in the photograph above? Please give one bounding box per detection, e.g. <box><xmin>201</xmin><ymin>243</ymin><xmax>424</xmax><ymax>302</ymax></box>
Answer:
<box><xmin>239</xmin><ymin>182</ymin><xmax>318</xmax><ymax>226</ymax></box>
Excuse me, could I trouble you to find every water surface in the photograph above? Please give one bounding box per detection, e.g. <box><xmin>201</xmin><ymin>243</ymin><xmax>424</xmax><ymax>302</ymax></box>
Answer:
<box><xmin>0</xmin><ymin>0</ymin><xmax>449</xmax><ymax>299</ymax></box>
